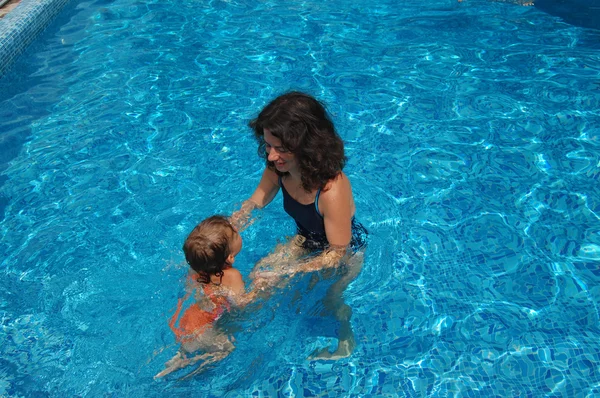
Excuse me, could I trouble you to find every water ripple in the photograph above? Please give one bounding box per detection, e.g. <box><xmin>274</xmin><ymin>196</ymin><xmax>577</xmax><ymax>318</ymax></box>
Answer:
<box><xmin>1</xmin><ymin>0</ymin><xmax>600</xmax><ymax>396</ymax></box>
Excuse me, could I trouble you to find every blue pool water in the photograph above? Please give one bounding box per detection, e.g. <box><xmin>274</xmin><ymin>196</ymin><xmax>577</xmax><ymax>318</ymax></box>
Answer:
<box><xmin>1</xmin><ymin>0</ymin><xmax>600</xmax><ymax>395</ymax></box>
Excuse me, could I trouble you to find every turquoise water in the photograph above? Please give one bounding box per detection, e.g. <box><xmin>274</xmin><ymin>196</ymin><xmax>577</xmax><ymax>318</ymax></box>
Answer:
<box><xmin>1</xmin><ymin>0</ymin><xmax>600</xmax><ymax>395</ymax></box>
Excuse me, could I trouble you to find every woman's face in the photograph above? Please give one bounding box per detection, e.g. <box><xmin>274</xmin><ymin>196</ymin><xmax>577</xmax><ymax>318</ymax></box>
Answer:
<box><xmin>264</xmin><ymin>128</ymin><xmax>298</xmax><ymax>174</ymax></box>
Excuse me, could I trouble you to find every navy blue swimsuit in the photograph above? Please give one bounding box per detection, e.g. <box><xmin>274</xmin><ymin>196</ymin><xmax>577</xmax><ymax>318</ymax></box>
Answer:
<box><xmin>279</xmin><ymin>177</ymin><xmax>367</xmax><ymax>252</ymax></box>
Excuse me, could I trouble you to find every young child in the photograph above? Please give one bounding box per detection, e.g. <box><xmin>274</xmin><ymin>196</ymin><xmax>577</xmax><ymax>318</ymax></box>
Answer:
<box><xmin>155</xmin><ymin>214</ymin><xmax>338</xmax><ymax>379</ymax></box>
<box><xmin>155</xmin><ymin>215</ymin><xmax>264</xmax><ymax>379</ymax></box>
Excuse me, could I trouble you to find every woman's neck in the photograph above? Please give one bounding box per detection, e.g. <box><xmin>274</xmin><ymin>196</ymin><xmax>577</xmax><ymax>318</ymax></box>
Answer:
<box><xmin>286</xmin><ymin>171</ymin><xmax>304</xmax><ymax>189</ymax></box>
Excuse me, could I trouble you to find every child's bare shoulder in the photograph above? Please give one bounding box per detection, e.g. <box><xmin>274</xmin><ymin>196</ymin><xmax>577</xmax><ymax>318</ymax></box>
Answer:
<box><xmin>223</xmin><ymin>267</ymin><xmax>242</xmax><ymax>279</ymax></box>
<box><xmin>221</xmin><ymin>268</ymin><xmax>244</xmax><ymax>293</ymax></box>
<box><xmin>222</xmin><ymin>268</ymin><xmax>243</xmax><ymax>286</ymax></box>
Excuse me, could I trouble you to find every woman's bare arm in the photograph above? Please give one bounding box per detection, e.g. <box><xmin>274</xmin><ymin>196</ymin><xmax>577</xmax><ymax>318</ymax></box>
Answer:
<box><xmin>320</xmin><ymin>172</ymin><xmax>355</xmax><ymax>247</ymax></box>
<box><xmin>231</xmin><ymin>168</ymin><xmax>280</xmax><ymax>231</ymax></box>
<box><xmin>288</xmin><ymin>173</ymin><xmax>356</xmax><ymax>272</ymax></box>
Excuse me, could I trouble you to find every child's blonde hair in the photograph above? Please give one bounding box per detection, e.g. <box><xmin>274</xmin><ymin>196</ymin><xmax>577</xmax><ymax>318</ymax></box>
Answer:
<box><xmin>183</xmin><ymin>215</ymin><xmax>235</xmax><ymax>284</ymax></box>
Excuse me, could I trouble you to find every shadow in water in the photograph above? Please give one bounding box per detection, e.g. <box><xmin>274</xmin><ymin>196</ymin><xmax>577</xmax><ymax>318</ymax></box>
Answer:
<box><xmin>534</xmin><ymin>0</ymin><xmax>600</xmax><ymax>30</ymax></box>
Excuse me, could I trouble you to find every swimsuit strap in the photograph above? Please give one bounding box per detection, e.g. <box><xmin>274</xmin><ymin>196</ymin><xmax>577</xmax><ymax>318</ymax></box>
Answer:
<box><xmin>280</xmin><ymin>175</ymin><xmax>323</xmax><ymax>217</ymax></box>
<box><xmin>315</xmin><ymin>188</ymin><xmax>322</xmax><ymax>218</ymax></box>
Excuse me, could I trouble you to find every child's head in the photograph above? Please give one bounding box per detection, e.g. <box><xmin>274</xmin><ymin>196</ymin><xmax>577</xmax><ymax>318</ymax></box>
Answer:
<box><xmin>183</xmin><ymin>215</ymin><xmax>242</xmax><ymax>283</ymax></box>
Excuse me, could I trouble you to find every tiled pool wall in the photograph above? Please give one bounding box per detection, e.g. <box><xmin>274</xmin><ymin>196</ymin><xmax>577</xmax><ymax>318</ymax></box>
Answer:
<box><xmin>0</xmin><ymin>0</ymin><xmax>71</xmax><ymax>77</ymax></box>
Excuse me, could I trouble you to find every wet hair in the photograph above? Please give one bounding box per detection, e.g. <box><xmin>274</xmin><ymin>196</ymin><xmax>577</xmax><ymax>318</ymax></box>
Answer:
<box><xmin>182</xmin><ymin>215</ymin><xmax>235</xmax><ymax>284</ymax></box>
<box><xmin>249</xmin><ymin>91</ymin><xmax>346</xmax><ymax>192</ymax></box>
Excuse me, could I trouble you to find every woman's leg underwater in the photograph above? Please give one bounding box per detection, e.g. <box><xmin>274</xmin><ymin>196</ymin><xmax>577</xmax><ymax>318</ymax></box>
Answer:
<box><xmin>310</xmin><ymin>252</ymin><xmax>364</xmax><ymax>360</ymax></box>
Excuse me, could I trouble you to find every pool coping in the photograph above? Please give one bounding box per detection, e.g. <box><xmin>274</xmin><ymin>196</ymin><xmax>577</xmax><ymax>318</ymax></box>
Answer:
<box><xmin>0</xmin><ymin>0</ymin><xmax>22</xmax><ymax>19</ymax></box>
<box><xmin>0</xmin><ymin>0</ymin><xmax>71</xmax><ymax>77</ymax></box>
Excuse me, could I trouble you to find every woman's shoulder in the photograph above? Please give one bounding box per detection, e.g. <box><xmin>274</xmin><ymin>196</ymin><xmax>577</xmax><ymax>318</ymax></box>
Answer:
<box><xmin>319</xmin><ymin>172</ymin><xmax>354</xmax><ymax>211</ymax></box>
<box><xmin>322</xmin><ymin>171</ymin><xmax>352</xmax><ymax>195</ymax></box>
<box><xmin>318</xmin><ymin>171</ymin><xmax>356</xmax><ymax>221</ymax></box>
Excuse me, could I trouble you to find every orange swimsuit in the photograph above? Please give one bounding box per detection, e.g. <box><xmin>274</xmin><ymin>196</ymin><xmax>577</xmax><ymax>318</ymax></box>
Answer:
<box><xmin>168</xmin><ymin>284</ymin><xmax>230</xmax><ymax>344</ymax></box>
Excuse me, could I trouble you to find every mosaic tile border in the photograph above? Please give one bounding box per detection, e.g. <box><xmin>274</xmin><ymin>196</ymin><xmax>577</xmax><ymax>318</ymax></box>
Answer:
<box><xmin>0</xmin><ymin>0</ymin><xmax>71</xmax><ymax>77</ymax></box>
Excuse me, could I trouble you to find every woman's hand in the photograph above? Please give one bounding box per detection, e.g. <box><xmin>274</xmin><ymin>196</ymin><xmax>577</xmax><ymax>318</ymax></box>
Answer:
<box><xmin>230</xmin><ymin>200</ymin><xmax>258</xmax><ymax>232</ymax></box>
<box><xmin>232</xmin><ymin>168</ymin><xmax>280</xmax><ymax>231</ymax></box>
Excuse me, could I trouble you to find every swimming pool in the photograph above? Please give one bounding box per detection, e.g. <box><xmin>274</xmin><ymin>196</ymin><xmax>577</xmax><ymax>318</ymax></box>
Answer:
<box><xmin>1</xmin><ymin>0</ymin><xmax>599</xmax><ymax>395</ymax></box>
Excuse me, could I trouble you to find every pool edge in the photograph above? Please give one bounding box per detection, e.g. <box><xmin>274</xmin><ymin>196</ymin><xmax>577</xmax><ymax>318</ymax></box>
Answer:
<box><xmin>0</xmin><ymin>0</ymin><xmax>72</xmax><ymax>77</ymax></box>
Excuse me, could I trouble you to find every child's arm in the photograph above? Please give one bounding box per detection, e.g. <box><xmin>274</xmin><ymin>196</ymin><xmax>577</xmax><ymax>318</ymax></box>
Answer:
<box><xmin>222</xmin><ymin>268</ymin><xmax>268</xmax><ymax>307</ymax></box>
<box><xmin>246</xmin><ymin>248</ymin><xmax>346</xmax><ymax>296</ymax></box>
<box><xmin>293</xmin><ymin>245</ymin><xmax>347</xmax><ymax>273</ymax></box>
<box><xmin>253</xmin><ymin>245</ymin><xmax>348</xmax><ymax>278</ymax></box>
<box><xmin>249</xmin><ymin>235</ymin><xmax>308</xmax><ymax>279</ymax></box>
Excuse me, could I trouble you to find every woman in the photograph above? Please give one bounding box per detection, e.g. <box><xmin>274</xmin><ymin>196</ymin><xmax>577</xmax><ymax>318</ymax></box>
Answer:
<box><xmin>232</xmin><ymin>91</ymin><xmax>367</xmax><ymax>359</ymax></box>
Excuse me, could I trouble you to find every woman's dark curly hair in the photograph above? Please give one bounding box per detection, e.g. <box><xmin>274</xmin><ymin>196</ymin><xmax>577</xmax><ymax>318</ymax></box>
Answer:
<box><xmin>182</xmin><ymin>215</ymin><xmax>234</xmax><ymax>284</ymax></box>
<box><xmin>249</xmin><ymin>91</ymin><xmax>346</xmax><ymax>192</ymax></box>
